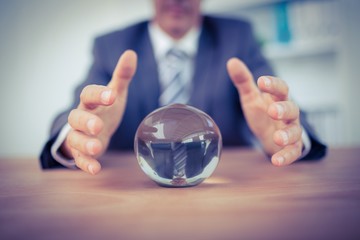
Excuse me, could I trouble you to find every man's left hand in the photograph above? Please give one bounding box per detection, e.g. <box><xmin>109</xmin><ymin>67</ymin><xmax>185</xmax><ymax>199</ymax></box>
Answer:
<box><xmin>227</xmin><ymin>58</ymin><xmax>303</xmax><ymax>166</ymax></box>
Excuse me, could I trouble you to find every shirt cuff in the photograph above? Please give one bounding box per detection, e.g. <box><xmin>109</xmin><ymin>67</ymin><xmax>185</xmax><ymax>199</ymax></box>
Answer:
<box><xmin>50</xmin><ymin>123</ymin><xmax>77</xmax><ymax>169</ymax></box>
<box><xmin>300</xmin><ymin>126</ymin><xmax>311</xmax><ymax>159</ymax></box>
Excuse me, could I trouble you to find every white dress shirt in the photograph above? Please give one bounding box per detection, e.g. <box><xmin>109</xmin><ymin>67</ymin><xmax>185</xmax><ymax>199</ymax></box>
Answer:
<box><xmin>148</xmin><ymin>22</ymin><xmax>200</xmax><ymax>106</ymax></box>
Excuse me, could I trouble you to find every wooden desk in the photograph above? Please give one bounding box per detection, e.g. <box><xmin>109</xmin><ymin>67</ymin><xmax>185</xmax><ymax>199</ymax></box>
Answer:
<box><xmin>1</xmin><ymin>148</ymin><xmax>360</xmax><ymax>240</ymax></box>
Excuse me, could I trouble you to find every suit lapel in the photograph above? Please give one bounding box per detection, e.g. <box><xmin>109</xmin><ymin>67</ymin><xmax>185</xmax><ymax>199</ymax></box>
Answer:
<box><xmin>190</xmin><ymin>18</ymin><xmax>217</xmax><ymax>113</ymax></box>
<box><xmin>135</xmin><ymin>25</ymin><xmax>161</xmax><ymax>116</ymax></box>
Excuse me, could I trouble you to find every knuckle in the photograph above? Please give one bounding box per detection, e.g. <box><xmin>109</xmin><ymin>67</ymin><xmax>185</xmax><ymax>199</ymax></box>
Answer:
<box><xmin>80</xmin><ymin>86</ymin><xmax>90</xmax><ymax>102</ymax></box>
<box><xmin>294</xmin><ymin>124</ymin><xmax>302</xmax><ymax>136</ymax></box>
<box><xmin>73</xmin><ymin>149</ymin><xmax>96</xmax><ymax>173</ymax></box>
<box><xmin>284</xmin><ymin>83</ymin><xmax>289</xmax><ymax>95</ymax></box>
<box><xmin>287</xmin><ymin>125</ymin><xmax>300</xmax><ymax>143</ymax></box>
<box><xmin>68</xmin><ymin>110</ymin><xmax>75</xmax><ymax>123</ymax></box>
<box><xmin>78</xmin><ymin>112</ymin><xmax>87</xmax><ymax>126</ymax></box>
<box><xmin>68</xmin><ymin>131</ymin><xmax>86</xmax><ymax>151</ymax></box>
<box><xmin>80</xmin><ymin>85</ymin><xmax>98</xmax><ymax>103</ymax></box>
<box><xmin>67</xmin><ymin>131</ymin><xmax>76</xmax><ymax>148</ymax></box>
<box><xmin>294</xmin><ymin>148</ymin><xmax>302</xmax><ymax>160</ymax></box>
<box><xmin>68</xmin><ymin>109</ymin><xmax>81</xmax><ymax>125</ymax></box>
<box><xmin>292</xmin><ymin>124</ymin><xmax>302</xmax><ymax>138</ymax></box>
<box><xmin>74</xmin><ymin>155</ymin><xmax>85</xmax><ymax>170</ymax></box>
<box><xmin>290</xmin><ymin>102</ymin><xmax>300</xmax><ymax>115</ymax></box>
<box><xmin>278</xmin><ymin>78</ymin><xmax>288</xmax><ymax>91</ymax></box>
<box><xmin>71</xmin><ymin>148</ymin><xmax>83</xmax><ymax>167</ymax></box>
<box><xmin>299</xmin><ymin>126</ymin><xmax>303</xmax><ymax>137</ymax></box>
<box><xmin>293</xmin><ymin>142</ymin><xmax>303</xmax><ymax>158</ymax></box>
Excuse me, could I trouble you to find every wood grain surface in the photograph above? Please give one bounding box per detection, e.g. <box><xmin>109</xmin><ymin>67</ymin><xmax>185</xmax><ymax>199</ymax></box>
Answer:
<box><xmin>1</xmin><ymin>147</ymin><xmax>360</xmax><ymax>240</ymax></box>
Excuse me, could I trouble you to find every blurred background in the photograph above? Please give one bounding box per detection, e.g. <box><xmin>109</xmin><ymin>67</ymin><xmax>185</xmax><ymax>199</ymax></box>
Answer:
<box><xmin>0</xmin><ymin>0</ymin><xmax>359</xmax><ymax>158</ymax></box>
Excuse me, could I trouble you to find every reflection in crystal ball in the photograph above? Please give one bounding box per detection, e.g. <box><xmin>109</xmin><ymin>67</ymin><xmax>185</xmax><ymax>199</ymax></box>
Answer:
<box><xmin>134</xmin><ymin>104</ymin><xmax>222</xmax><ymax>187</ymax></box>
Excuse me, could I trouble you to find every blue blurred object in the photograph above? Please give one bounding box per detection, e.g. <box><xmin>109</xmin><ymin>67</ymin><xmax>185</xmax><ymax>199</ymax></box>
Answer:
<box><xmin>275</xmin><ymin>1</ymin><xmax>291</xmax><ymax>43</ymax></box>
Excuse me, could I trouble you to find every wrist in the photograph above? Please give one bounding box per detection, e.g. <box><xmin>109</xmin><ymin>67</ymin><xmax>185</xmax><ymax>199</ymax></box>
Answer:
<box><xmin>60</xmin><ymin>140</ymin><xmax>73</xmax><ymax>159</ymax></box>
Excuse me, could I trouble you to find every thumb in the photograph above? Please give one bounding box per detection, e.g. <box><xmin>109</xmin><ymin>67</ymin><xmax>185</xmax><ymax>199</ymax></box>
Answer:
<box><xmin>227</xmin><ymin>58</ymin><xmax>259</xmax><ymax>99</ymax></box>
<box><xmin>108</xmin><ymin>50</ymin><xmax>138</xmax><ymax>93</ymax></box>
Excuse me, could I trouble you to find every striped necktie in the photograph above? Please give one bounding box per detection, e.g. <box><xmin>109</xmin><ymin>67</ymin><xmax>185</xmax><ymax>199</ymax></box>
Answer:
<box><xmin>172</xmin><ymin>142</ymin><xmax>187</xmax><ymax>178</ymax></box>
<box><xmin>159</xmin><ymin>48</ymin><xmax>189</xmax><ymax>106</ymax></box>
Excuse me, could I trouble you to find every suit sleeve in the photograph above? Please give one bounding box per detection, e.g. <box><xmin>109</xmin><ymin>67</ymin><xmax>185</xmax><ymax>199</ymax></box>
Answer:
<box><xmin>299</xmin><ymin>112</ymin><xmax>327</xmax><ymax>160</ymax></box>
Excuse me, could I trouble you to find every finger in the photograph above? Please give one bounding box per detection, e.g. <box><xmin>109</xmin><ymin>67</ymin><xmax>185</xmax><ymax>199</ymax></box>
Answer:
<box><xmin>268</xmin><ymin>101</ymin><xmax>300</xmax><ymax>121</ymax></box>
<box><xmin>72</xmin><ymin>148</ymin><xmax>102</xmax><ymax>175</ymax></box>
<box><xmin>80</xmin><ymin>85</ymin><xmax>116</xmax><ymax>109</ymax></box>
<box><xmin>108</xmin><ymin>50</ymin><xmax>137</xmax><ymax>93</ymax></box>
<box><xmin>227</xmin><ymin>58</ymin><xmax>259</xmax><ymax>101</ymax></box>
<box><xmin>68</xmin><ymin>109</ymin><xmax>104</xmax><ymax>136</ymax></box>
<box><xmin>258</xmin><ymin>76</ymin><xmax>289</xmax><ymax>101</ymax></box>
<box><xmin>271</xmin><ymin>141</ymin><xmax>303</xmax><ymax>166</ymax></box>
<box><xmin>273</xmin><ymin>123</ymin><xmax>302</xmax><ymax>147</ymax></box>
<box><xmin>67</xmin><ymin>130</ymin><xmax>103</xmax><ymax>156</ymax></box>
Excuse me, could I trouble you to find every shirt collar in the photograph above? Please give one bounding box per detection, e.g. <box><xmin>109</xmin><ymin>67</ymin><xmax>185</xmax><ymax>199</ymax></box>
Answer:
<box><xmin>148</xmin><ymin>22</ymin><xmax>200</xmax><ymax>60</ymax></box>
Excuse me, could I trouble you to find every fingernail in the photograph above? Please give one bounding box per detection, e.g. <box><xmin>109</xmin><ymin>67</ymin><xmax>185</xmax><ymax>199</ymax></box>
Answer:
<box><xmin>87</xmin><ymin>119</ymin><xmax>96</xmax><ymax>135</ymax></box>
<box><xmin>263</xmin><ymin>77</ymin><xmax>271</xmax><ymax>89</ymax></box>
<box><xmin>280</xmin><ymin>130</ymin><xmax>289</xmax><ymax>145</ymax></box>
<box><xmin>86</xmin><ymin>141</ymin><xmax>96</xmax><ymax>155</ymax></box>
<box><xmin>88</xmin><ymin>164</ymin><xmax>95</xmax><ymax>175</ymax></box>
<box><xmin>276</xmin><ymin>104</ymin><xmax>284</xmax><ymax>118</ymax></box>
<box><xmin>101</xmin><ymin>90</ymin><xmax>112</xmax><ymax>104</ymax></box>
<box><xmin>276</xmin><ymin>156</ymin><xmax>285</xmax><ymax>166</ymax></box>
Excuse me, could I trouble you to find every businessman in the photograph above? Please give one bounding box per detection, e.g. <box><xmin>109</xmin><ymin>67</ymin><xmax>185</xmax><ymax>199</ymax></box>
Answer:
<box><xmin>40</xmin><ymin>0</ymin><xmax>326</xmax><ymax>175</ymax></box>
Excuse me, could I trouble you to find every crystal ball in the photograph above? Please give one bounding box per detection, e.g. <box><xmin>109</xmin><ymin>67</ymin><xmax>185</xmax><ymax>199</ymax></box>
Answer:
<box><xmin>134</xmin><ymin>104</ymin><xmax>222</xmax><ymax>187</ymax></box>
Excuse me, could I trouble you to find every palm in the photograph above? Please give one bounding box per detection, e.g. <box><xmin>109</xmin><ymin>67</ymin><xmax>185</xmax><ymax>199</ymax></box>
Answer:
<box><xmin>83</xmin><ymin>94</ymin><xmax>127</xmax><ymax>154</ymax></box>
<box><xmin>240</xmin><ymin>92</ymin><xmax>283</xmax><ymax>153</ymax></box>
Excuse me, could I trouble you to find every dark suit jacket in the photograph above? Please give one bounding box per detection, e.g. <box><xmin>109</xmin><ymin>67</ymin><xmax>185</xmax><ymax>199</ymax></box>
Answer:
<box><xmin>40</xmin><ymin>16</ymin><xmax>327</xmax><ymax>169</ymax></box>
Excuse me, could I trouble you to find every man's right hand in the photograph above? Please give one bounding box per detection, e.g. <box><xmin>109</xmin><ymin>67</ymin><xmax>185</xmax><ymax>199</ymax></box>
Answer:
<box><xmin>61</xmin><ymin>50</ymin><xmax>138</xmax><ymax>175</ymax></box>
